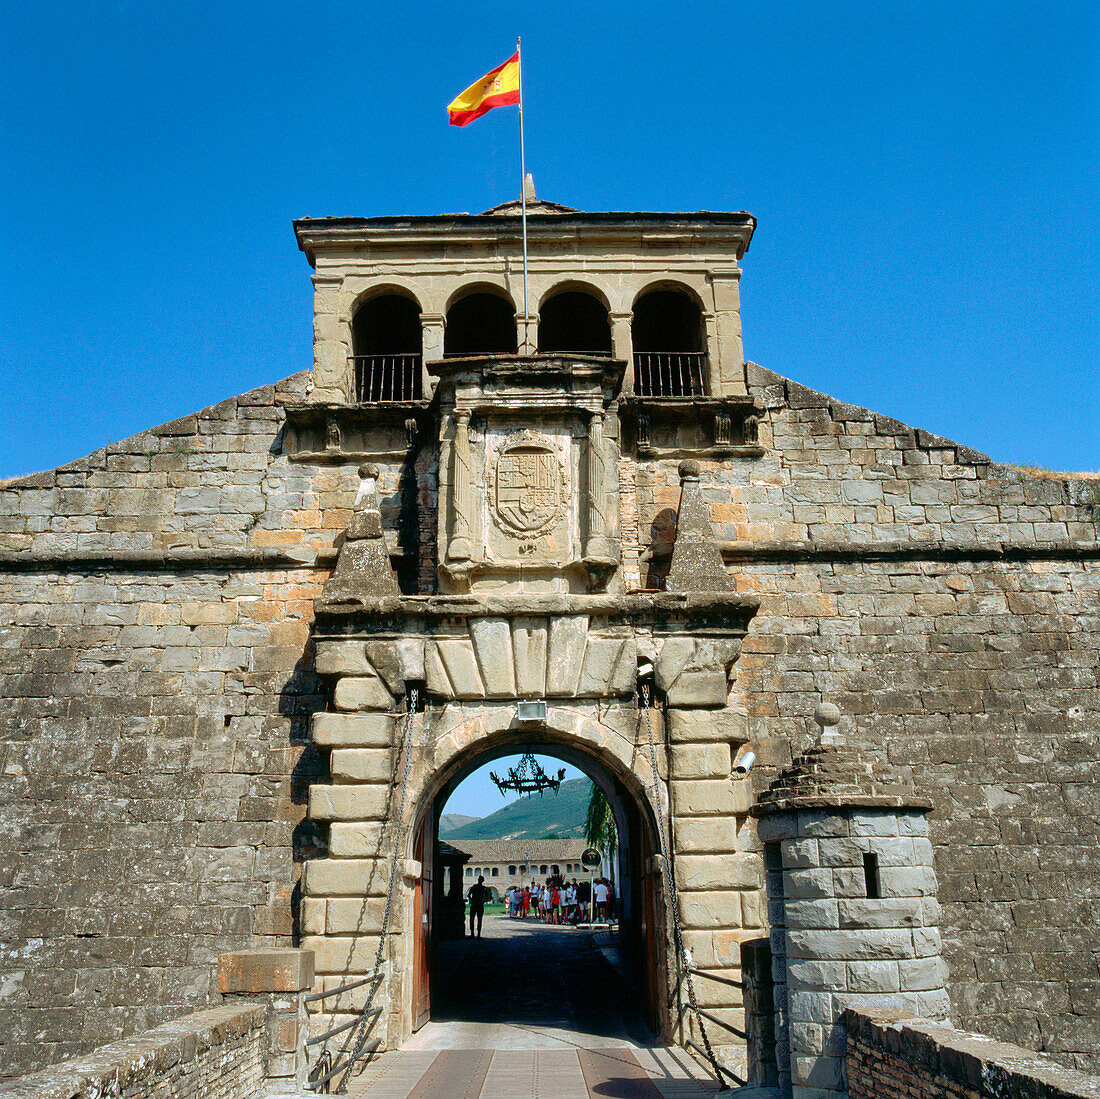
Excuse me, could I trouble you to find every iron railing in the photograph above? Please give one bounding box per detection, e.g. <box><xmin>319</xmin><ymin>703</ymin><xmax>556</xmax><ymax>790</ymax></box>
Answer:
<box><xmin>352</xmin><ymin>355</ymin><xmax>422</xmax><ymax>402</ymax></box>
<box><xmin>633</xmin><ymin>352</ymin><xmax>708</xmax><ymax>397</ymax></box>
<box><xmin>537</xmin><ymin>347</ymin><xmax>613</xmax><ymax>357</ymax></box>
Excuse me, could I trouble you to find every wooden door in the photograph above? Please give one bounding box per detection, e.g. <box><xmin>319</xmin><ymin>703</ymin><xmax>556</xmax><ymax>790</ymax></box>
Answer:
<box><xmin>642</xmin><ymin>823</ymin><xmax>661</xmax><ymax>1032</ymax></box>
<box><xmin>412</xmin><ymin>819</ymin><xmax>433</xmax><ymax>1031</ymax></box>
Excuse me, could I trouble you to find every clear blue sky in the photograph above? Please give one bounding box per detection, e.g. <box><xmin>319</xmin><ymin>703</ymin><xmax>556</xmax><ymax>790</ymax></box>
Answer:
<box><xmin>2</xmin><ymin>2</ymin><xmax>1097</xmax><ymax>478</ymax></box>
<box><xmin>443</xmin><ymin>754</ymin><xmax>586</xmax><ymax>820</ymax></box>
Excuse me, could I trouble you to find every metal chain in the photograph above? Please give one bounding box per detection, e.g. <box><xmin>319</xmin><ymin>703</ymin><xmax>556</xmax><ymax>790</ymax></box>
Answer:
<box><xmin>639</xmin><ymin>682</ymin><xmax>726</xmax><ymax>1089</ymax></box>
<box><xmin>308</xmin><ymin>687</ymin><xmax>418</xmax><ymax>1095</ymax></box>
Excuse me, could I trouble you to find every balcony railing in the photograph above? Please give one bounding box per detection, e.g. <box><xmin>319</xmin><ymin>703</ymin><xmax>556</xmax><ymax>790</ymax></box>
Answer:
<box><xmin>352</xmin><ymin>355</ymin><xmax>422</xmax><ymax>402</ymax></box>
<box><xmin>633</xmin><ymin>352</ymin><xmax>709</xmax><ymax>397</ymax></box>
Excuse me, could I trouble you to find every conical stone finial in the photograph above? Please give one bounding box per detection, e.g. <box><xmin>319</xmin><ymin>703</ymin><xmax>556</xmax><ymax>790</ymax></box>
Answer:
<box><xmin>321</xmin><ymin>464</ymin><xmax>400</xmax><ymax>602</ymax></box>
<box><xmin>665</xmin><ymin>460</ymin><xmax>735</xmax><ymax>593</ymax></box>
<box><xmin>523</xmin><ymin>173</ymin><xmax>536</xmax><ymax>204</ymax></box>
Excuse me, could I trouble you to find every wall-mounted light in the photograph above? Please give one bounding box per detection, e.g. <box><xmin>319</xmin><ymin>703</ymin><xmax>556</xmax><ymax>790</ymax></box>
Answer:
<box><xmin>516</xmin><ymin>700</ymin><xmax>547</xmax><ymax>724</ymax></box>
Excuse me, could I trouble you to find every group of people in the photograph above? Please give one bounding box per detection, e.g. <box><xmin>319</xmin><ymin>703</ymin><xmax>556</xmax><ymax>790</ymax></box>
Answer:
<box><xmin>463</xmin><ymin>872</ymin><xmax>616</xmax><ymax>940</ymax></box>
<box><xmin>504</xmin><ymin>876</ymin><xmax>614</xmax><ymax>925</ymax></box>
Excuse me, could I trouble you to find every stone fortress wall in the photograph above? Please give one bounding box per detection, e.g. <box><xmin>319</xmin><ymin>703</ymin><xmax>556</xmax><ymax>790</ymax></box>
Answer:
<box><xmin>1</xmin><ymin>205</ymin><xmax>1098</xmax><ymax>1081</ymax></box>
<box><xmin>1</xmin><ymin>363</ymin><xmax>1095</xmax><ymax>1078</ymax></box>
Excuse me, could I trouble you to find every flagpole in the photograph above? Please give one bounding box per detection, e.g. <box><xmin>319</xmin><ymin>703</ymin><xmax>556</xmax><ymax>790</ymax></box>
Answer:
<box><xmin>517</xmin><ymin>35</ymin><xmax>531</xmax><ymax>353</ymax></box>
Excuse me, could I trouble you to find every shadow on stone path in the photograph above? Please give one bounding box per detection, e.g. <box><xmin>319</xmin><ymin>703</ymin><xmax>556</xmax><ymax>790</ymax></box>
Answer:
<box><xmin>404</xmin><ymin>913</ymin><xmax>654</xmax><ymax>1050</ymax></box>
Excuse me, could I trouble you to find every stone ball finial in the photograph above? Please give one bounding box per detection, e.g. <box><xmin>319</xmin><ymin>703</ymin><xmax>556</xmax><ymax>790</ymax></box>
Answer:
<box><xmin>679</xmin><ymin>459</ymin><xmax>701</xmax><ymax>482</ymax></box>
<box><xmin>814</xmin><ymin>701</ymin><xmax>841</xmax><ymax>729</ymax></box>
<box><xmin>359</xmin><ymin>463</ymin><xmax>380</xmax><ymax>479</ymax></box>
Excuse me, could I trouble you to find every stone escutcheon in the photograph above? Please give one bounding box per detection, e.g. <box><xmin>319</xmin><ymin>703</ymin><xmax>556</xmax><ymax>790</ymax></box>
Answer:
<box><xmin>492</xmin><ymin>433</ymin><xmax>566</xmax><ymax>538</ymax></box>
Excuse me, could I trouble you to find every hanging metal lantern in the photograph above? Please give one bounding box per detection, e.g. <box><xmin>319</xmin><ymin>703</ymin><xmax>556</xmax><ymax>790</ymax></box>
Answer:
<box><xmin>490</xmin><ymin>752</ymin><xmax>566</xmax><ymax>796</ymax></box>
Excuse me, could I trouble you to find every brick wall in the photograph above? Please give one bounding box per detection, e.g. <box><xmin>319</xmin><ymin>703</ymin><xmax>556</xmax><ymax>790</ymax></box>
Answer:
<box><xmin>0</xmin><ymin>1005</ymin><xmax>267</xmax><ymax>1099</ymax></box>
<box><xmin>845</xmin><ymin>1009</ymin><xmax>1100</xmax><ymax>1098</ymax></box>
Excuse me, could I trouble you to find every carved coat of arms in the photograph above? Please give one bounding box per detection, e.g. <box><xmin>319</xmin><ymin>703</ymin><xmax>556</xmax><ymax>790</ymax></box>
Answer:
<box><xmin>493</xmin><ymin>435</ymin><xmax>564</xmax><ymax>536</ymax></box>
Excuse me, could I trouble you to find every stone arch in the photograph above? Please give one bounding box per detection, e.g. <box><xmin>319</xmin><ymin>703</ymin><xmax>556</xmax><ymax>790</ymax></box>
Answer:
<box><xmin>536</xmin><ymin>279</ymin><xmax>612</xmax><ymax>314</ymax></box>
<box><xmin>408</xmin><ymin>707</ymin><xmax>663</xmax><ymax>857</ymax></box>
<box><xmin>442</xmin><ymin>280</ymin><xmax>517</xmax><ymax>316</ymax></box>
<box><xmin>403</xmin><ymin>707</ymin><xmax>672</xmax><ymax>1041</ymax></box>
<box><xmin>631</xmin><ymin>281</ymin><xmax>710</xmax><ymax>396</ymax></box>
<box><xmin>529</xmin><ymin>272</ymin><xmax>626</xmax><ymax>314</ymax></box>
<box><xmin>535</xmin><ymin>283</ymin><xmax>614</xmax><ymax>356</ymax></box>
<box><xmin>348</xmin><ymin>290</ymin><xmax>424</xmax><ymax>402</ymax></box>
<box><xmin>349</xmin><ymin>281</ymin><xmax>425</xmax><ymax>317</ymax></box>
<box><xmin>629</xmin><ymin>278</ymin><xmax>709</xmax><ymax>314</ymax></box>
<box><xmin>444</xmin><ymin>283</ymin><xmax>519</xmax><ymax>356</ymax></box>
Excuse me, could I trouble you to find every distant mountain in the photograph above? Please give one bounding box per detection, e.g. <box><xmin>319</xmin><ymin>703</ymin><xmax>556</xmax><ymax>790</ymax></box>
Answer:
<box><xmin>445</xmin><ymin>777</ymin><xmax>592</xmax><ymax>841</ymax></box>
<box><xmin>439</xmin><ymin>813</ymin><xmax>480</xmax><ymax>835</ymax></box>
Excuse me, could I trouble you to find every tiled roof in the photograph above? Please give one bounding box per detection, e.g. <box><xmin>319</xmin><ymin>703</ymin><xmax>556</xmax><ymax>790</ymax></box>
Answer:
<box><xmin>437</xmin><ymin>839</ymin><xmax>471</xmax><ymax>862</ymax></box>
<box><xmin>447</xmin><ymin>838</ymin><xmax>589</xmax><ymax>863</ymax></box>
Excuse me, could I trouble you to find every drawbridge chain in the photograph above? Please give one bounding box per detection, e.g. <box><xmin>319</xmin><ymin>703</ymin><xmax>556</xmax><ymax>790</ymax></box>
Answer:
<box><xmin>306</xmin><ymin>687</ymin><xmax>419</xmax><ymax>1093</ymax></box>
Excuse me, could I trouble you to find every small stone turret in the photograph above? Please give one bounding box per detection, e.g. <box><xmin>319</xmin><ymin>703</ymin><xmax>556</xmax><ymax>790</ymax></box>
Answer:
<box><xmin>752</xmin><ymin>705</ymin><xmax>949</xmax><ymax>1099</ymax></box>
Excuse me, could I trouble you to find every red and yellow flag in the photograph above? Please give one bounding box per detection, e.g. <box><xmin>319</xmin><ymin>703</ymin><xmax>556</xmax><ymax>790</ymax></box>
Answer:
<box><xmin>447</xmin><ymin>52</ymin><xmax>520</xmax><ymax>127</ymax></box>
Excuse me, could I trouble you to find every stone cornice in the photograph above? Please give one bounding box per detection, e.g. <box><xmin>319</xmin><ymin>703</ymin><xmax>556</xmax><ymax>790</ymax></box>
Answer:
<box><xmin>3</xmin><ymin>540</ymin><xmax>1099</xmax><ymax>575</ymax></box>
<box><xmin>716</xmin><ymin>540</ymin><xmax>1100</xmax><ymax>564</ymax></box>
<box><xmin>313</xmin><ymin>590</ymin><xmax>757</xmax><ymax>634</ymax></box>
<box><xmin>753</xmin><ymin>742</ymin><xmax>933</xmax><ymax>817</ymax></box>
<box><xmin>0</xmin><ymin>549</ymin><xmax>323</xmax><ymax>573</ymax></box>
<box><xmin>294</xmin><ymin>211</ymin><xmax>756</xmax><ymax>266</ymax></box>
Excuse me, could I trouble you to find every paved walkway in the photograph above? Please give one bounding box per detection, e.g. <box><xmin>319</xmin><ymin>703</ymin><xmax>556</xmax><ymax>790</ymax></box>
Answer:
<box><xmin>283</xmin><ymin>916</ymin><xmax>776</xmax><ymax>1099</ymax></box>
<box><xmin>338</xmin><ymin>1045</ymin><xmax>726</xmax><ymax>1098</ymax></box>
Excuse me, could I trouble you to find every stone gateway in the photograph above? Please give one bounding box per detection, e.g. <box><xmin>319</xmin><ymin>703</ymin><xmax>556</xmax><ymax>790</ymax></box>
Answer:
<box><xmin>0</xmin><ymin>194</ymin><xmax>1098</xmax><ymax>1094</ymax></box>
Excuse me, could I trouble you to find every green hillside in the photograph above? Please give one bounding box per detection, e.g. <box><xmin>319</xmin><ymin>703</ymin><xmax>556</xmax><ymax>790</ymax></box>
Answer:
<box><xmin>445</xmin><ymin>777</ymin><xmax>592</xmax><ymax>841</ymax></box>
<box><xmin>439</xmin><ymin>813</ymin><xmax>480</xmax><ymax>834</ymax></box>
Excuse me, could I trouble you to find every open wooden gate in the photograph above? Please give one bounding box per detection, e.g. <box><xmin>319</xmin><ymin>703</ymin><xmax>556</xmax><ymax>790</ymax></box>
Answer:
<box><xmin>412</xmin><ymin>819</ymin><xmax>433</xmax><ymax>1031</ymax></box>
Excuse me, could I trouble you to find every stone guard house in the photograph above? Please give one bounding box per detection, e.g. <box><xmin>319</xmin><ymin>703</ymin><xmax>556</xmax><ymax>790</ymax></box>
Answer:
<box><xmin>1</xmin><ymin>195</ymin><xmax>1098</xmax><ymax>1089</ymax></box>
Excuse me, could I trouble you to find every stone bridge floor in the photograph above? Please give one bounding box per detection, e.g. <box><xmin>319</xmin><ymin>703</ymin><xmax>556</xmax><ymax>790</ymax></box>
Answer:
<box><xmin>406</xmin><ymin>913</ymin><xmax>651</xmax><ymax>1051</ymax></box>
<box><xmin>280</xmin><ymin>916</ymin><xmax>775</xmax><ymax>1098</ymax></box>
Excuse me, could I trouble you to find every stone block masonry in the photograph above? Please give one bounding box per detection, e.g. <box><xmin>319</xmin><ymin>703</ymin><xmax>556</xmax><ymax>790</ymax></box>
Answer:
<box><xmin>696</xmin><ymin>365</ymin><xmax>1100</xmax><ymax>1075</ymax></box>
<box><xmin>0</xmin><ymin>1005</ymin><xmax>267</xmax><ymax>1099</ymax></box>
<box><xmin>2</xmin><ymin>347</ymin><xmax>1099</xmax><ymax>1085</ymax></box>
<box><xmin>731</xmin><ymin>549</ymin><xmax>1100</xmax><ymax>1073</ymax></box>
<box><xmin>0</xmin><ymin>376</ymin><xmax>380</xmax><ymax>1077</ymax></box>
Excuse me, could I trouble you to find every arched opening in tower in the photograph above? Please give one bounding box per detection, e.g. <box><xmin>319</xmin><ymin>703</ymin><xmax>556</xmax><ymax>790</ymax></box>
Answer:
<box><xmin>444</xmin><ymin>292</ymin><xmax>518</xmax><ymax>356</ymax></box>
<box><xmin>631</xmin><ymin>289</ymin><xmax>708</xmax><ymax>396</ymax></box>
<box><xmin>537</xmin><ymin>291</ymin><xmax>612</xmax><ymax>355</ymax></box>
<box><xmin>351</xmin><ymin>293</ymin><xmax>423</xmax><ymax>401</ymax></box>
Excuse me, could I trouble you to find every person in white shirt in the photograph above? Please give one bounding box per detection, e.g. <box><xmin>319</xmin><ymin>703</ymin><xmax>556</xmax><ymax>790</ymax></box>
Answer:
<box><xmin>593</xmin><ymin>879</ymin><xmax>610</xmax><ymax>922</ymax></box>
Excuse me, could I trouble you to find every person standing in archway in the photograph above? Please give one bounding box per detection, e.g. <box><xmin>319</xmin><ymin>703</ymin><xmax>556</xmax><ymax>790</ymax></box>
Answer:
<box><xmin>593</xmin><ymin>878</ymin><xmax>610</xmax><ymax>923</ymax></box>
<box><xmin>467</xmin><ymin>875</ymin><xmax>489</xmax><ymax>939</ymax></box>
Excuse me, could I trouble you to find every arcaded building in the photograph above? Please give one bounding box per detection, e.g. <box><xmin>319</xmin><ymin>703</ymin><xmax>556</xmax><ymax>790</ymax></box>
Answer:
<box><xmin>0</xmin><ymin>195</ymin><xmax>1098</xmax><ymax>1092</ymax></box>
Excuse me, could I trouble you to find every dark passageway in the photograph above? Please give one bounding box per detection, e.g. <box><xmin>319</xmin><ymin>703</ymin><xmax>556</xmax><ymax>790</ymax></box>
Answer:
<box><xmin>406</xmin><ymin>913</ymin><xmax>652</xmax><ymax>1050</ymax></box>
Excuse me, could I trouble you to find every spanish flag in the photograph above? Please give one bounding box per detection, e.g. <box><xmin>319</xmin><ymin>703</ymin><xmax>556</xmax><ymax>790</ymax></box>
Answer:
<box><xmin>447</xmin><ymin>52</ymin><xmax>520</xmax><ymax>127</ymax></box>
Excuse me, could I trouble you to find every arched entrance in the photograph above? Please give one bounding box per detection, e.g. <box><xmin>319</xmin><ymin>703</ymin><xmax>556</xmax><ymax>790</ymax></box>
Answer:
<box><xmin>406</xmin><ymin>728</ymin><xmax>670</xmax><ymax>1046</ymax></box>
